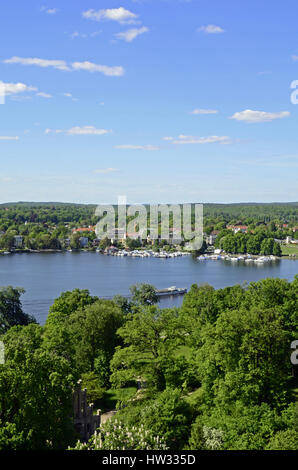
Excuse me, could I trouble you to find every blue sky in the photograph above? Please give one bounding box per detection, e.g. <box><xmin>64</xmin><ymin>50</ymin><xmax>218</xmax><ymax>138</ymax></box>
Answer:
<box><xmin>0</xmin><ymin>0</ymin><xmax>298</xmax><ymax>204</ymax></box>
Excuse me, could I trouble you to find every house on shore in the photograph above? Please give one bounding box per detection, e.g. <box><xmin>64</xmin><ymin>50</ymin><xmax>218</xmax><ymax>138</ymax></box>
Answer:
<box><xmin>79</xmin><ymin>237</ymin><xmax>89</xmax><ymax>248</ymax></box>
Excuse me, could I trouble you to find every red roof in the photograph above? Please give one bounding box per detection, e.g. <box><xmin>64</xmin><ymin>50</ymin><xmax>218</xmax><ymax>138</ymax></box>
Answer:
<box><xmin>72</xmin><ymin>226</ymin><xmax>95</xmax><ymax>233</ymax></box>
<box><xmin>227</xmin><ymin>225</ymin><xmax>248</xmax><ymax>230</ymax></box>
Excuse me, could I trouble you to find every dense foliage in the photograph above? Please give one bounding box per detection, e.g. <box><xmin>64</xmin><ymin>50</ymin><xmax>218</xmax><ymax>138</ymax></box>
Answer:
<box><xmin>0</xmin><ymin>276</ymin><xmax>297</xmax><ymax>450</ymax></box>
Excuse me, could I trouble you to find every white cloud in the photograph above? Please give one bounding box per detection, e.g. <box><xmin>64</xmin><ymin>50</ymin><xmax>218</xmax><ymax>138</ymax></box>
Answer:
<box><xmin>67</xmin><ymin>126</ymin><xmax>111</xmax><ymax>136</ymax></box>
<box><xmin>94</xmin><ymin>168</ymin><xmax>120</xmax><ymax>174</ymax></box>
<box><xmin>46</xmin><ymin>126</ymin><xmax>111</xmax><ymax>136</ymax></box>
<box><xmin>70</xmin><ymin>31</ymin><xmax>101</xmax><ymax>39</ymax></box>
<box><xmin>115</xmin><ymin>26</ymin><xmax>149</xmax><ymax>42</ymax></box>
<box><xmin>4</xmin><ymin>56</ymin><xmax>70</xmax><ymax>71</ymax></box>
<box><xmin>172</xmin><ymin>135</ymin><xmax>231</xmax><ymax>145</ymax></box>
<box><xmin>4</xmin><ymin>57</ymin><xmax>124</xmax><ymax>77</ymax></box>
<box><xmin>191</xmin><ymin>108</ymin><xmax>218</xmax><ymax>115</ymax></box>
<box><xmin>41</xmin><ymin>6</ymin><xmax>58</xmax><ymax>14</ymax></box>
<box><xmin>71</xmin><ymin>31</ymin><xmax>88</xmax><ymax>39</ymax></box>
<box><xmin>36</xmin><ymin>92</ymin><xmax>52</xmax><ymax>98</ymax></box>
<box><xmin>63</xmin><ymin>92</ymin><xmax>78</xmax><ymax>101</ymax></box>
<box><xmin>45</xmin><ymin>128</ymin><xmax>62</xmax><ymax>134</ymax></box>
<box><xmin>115</xmin><ymin>144</ymin><xmax>159</xmax><ymax>151</ymax></box>
<box><xmin>71</xmin><ymin>61</ymin><xmax>125</xmax><ymax>76</ymax></box>
<box><xmin>0</xmin><ymin>82</ymin><xmax>37</xmax><ymax>96</ymax></box>
<box><xmin>83</xmin><ymin>7</ymin><xmax>138</xmax><ymax>24</ymax></box>
<box><xmin>198</xmin><ymin>25</ymin><xmax>225</xmax><ymax>34</ymax></box>
<box><xmin>292</xmin><ymin>55</ymin><xmax>298</xmax><ymax>61</ymax></box>
<box><xmin>231</xmin><ymin>109</ymin><xmax>290</xmax><ymax>123</ymax></box>
<box><xmin>163</xmin><ymin>136</ymin><xmax>174</xmax><ymax>141</ymax></box>
<box><xmin>0</xmin><ymin>136</ymin><xmax>19</xmax><ymax>141</ymax></box>
<box><xmin>46</xmin><ymin>8</ymin><xmax>58</xmax><ymax>15</ymax></box>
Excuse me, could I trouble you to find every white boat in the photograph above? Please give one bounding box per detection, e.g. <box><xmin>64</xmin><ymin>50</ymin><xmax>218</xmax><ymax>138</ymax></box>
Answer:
<box><xmin>210</xmin><ymin>255</ymin><xmax>221</xmax><ymax>260</ymax></box>
<box><xmin>255</xmin><ymin>256</ymin><xmax>270</xmax><ymax>263</ymax></box>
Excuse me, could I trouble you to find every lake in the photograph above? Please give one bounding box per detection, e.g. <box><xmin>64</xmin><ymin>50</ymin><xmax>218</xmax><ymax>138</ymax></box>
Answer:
<box><xmin>0</xmin><ymin>252</ymin><xmax>297</xmax><ymax>324</ymax></box>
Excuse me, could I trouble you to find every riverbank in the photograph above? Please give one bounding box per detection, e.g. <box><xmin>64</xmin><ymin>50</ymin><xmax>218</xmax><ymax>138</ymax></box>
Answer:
<box><xmin>0</xmin><ymin>247</ymin><xmax>296</xmax><ymax>260</ymax></box>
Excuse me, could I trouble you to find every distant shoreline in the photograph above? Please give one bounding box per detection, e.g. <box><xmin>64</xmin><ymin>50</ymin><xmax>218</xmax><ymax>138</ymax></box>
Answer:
<box><xmin>0</xmin><ymin>249</ymin><xmax>297</xmax><ymax>260</ymax></box>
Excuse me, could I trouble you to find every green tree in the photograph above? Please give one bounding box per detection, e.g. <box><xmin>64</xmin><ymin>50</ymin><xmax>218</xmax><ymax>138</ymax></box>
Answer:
<box><xmin>197</xmin><ymin>305</ymin><xmax>291</xmax><ymax>408</ymax></box>
<box><xmin>45</xmin><ymin>288</ymin><xmax>98</xmax><ymax>327</ymax></box>
<box><xmin>130</xmin><ymin>283</ymin><xmax>159</xmax><ymax>306</ymax></box>
<box><xmin>0</xmin><ymin>324</ymin><xmax>76</xmax><ymax>450</ymax></box>
<box><xmin>135</xmin><ymin>388</ymin><xmax>193</xmax><ymax>450</ymax></box>
<box><xmin>70</xmin><ymin>233</ymin><xmax>81</xmax><ymax>250</ymax></box>
<box><xmin>0</xmin><ymin>286</ymin><xmax>35</xmax><ymax>334</ymax></box>
<box><xmin>273</xmin><ymin>242</ymin><xmax>282</xmax><ymax>257</ymax></box>
<box><xmin>69</xmin><ymin>299</ymin><xmax>124</xmax><ymax>373</ymax></box>
<box><xmin>110</xmin><ymin>306</ymin><xmax>185</xmax><ymax>392</ymax></box>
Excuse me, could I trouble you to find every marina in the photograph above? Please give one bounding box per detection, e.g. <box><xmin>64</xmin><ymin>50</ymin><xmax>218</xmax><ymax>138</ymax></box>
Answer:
<box><xmin>97</xmin><ymin>248</ymin><xmax>192</xmax><ymax>258</ymax></box>
<box><xmin>197</xmin><ymin>254</ymin><xmax>279</xmax><ymax>263</ymax></box>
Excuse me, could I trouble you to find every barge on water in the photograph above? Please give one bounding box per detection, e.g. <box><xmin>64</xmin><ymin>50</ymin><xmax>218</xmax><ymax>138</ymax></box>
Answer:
<box><xmin>156</xmin><ymin>286</ymin><xmax>188</xmax><ymax>297</ymax></box>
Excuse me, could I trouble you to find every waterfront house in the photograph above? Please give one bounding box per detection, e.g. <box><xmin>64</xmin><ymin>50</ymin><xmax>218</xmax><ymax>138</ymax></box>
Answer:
<box><xmin>207</xmin><ymin>231</ymin><xmax>220</xmax><ymax>245</ymax></box>
<box><xmin>79</xmin><ymin>237</ymin><xmax>89</xmax><ymax>248</ymax></box>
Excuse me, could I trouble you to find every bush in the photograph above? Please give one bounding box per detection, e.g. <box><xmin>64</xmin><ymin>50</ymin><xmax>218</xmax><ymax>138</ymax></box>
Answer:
<box><xmin>265</xmin><ymin>430</ymin><xmax>298</xmax><ymax>450</ymax></box>
<box><xmin>71</xmin><ymin>419</ymin><xmax>168</xmax><ymax>450</ymax></box>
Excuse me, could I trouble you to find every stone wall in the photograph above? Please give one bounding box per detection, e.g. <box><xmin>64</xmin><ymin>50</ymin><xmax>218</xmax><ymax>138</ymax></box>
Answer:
<box><xmin>73</xmin><ymin>380</ymin><xmax>101</xmax><ymax>442</ymax></box>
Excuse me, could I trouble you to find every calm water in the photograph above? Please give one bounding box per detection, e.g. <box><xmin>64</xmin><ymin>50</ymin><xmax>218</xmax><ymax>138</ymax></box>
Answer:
<box><xmin>0</xmin><ymin>252</ymin><xmax>297</xmax><ymax>325</ymax></box>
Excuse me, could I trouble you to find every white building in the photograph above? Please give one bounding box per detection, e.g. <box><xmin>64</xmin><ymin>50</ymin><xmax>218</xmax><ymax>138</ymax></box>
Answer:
<box><xmin>207</xmin><ymin>234</ymin><xmax>217</xmax><ymax>245</ymax></box>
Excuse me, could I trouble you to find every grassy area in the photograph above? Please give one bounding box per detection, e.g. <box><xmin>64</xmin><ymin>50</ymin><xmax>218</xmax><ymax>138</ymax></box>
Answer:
<box><xmin>97</xmin><ymin>387</ymin><xmax>137</xmax><ymax>412</ymax></box>
<box><xmin>281</xmin><ymin>244</ymin><xmax>298</xmax><ymax>256</ymax></box>
<box><xmin>184</xmin><ymin>387</ymin><xmax>204</xmax><ymax>408</ymax></box>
